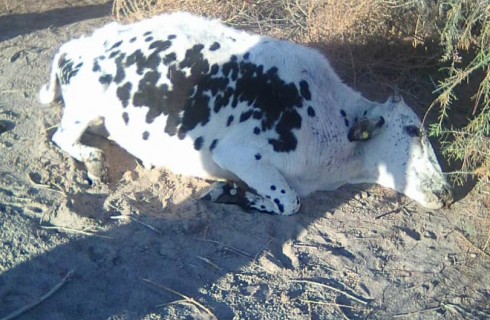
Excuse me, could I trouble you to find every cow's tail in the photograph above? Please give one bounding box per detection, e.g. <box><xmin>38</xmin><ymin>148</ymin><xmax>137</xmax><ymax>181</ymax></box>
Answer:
<box><xmin>39</xmin><ymin>51</ymin><xmax>64</xmax><ymax>105</ymax></box>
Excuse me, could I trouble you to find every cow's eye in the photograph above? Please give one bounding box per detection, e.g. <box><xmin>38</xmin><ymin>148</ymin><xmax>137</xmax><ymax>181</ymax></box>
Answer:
<box><xmin>405</xmin><ymin>125</ymin><xmax>420</xmax><ymax>137</ymax></box>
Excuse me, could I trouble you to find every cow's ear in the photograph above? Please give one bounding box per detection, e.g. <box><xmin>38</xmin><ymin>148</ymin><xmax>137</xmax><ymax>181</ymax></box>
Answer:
<box><xmin>386</xmin><ymin>85</ymin><xmax>403</xmax><ymax>105</ymax></box>
<box><xmin>389</xmin><ymin>89</ymin><xmax>404</xmax><ymax>105</ymax></box>
<box><xmin>348</xmin><ymin>116</ymin><xmax>385</xmax><ymax>142</ymax></box>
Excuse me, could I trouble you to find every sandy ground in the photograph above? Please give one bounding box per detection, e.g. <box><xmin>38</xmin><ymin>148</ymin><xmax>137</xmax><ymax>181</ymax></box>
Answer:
<box><xmin>0</xmin><ymin>1</ymin><xmax>489</xmax><ymax>319</ymax></box>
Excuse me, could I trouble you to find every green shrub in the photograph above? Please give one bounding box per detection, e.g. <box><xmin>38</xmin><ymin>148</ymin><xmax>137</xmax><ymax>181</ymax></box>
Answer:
<box><xmin>428</xmin><ymin>0</ymin><xmax>490</xmax><ymax>187</ymax></box>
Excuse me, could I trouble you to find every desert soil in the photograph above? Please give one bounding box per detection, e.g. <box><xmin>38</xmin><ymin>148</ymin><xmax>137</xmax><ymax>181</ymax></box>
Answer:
<box><xmin>0</xmin><ymin>1</ymin><xmax>489</xmax><ymax>319</ymax></box>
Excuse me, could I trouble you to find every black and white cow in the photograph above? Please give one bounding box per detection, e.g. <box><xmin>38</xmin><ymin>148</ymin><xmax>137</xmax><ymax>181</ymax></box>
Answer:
<box><xmin>39</xmin><ymin>12</ymin><xmax>453</xmax><ymax>215</ymax></box>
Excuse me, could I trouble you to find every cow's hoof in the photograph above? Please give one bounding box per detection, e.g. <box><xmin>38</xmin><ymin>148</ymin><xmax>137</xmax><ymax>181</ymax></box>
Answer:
<box><xmin>201</xmin><ymin>181</ymin><xmax>247</xmax><ymax>206</ymax></box>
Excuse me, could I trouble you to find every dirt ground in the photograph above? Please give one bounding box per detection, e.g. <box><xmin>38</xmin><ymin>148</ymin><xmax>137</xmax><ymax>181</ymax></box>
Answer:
<box><xmin>0</xmin><ymin>1</ymin><xmax>489</xmax><ymax>319</ymax></box>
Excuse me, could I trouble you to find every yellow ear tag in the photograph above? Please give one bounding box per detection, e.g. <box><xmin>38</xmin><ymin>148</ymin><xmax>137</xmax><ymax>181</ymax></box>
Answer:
<box><xmin>362</xmin><ymin>131</ymin><xmax>370</xmax><ymax>140</ymax></box>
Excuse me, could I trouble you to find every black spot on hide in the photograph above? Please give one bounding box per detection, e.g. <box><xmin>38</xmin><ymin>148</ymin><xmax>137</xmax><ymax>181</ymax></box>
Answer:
<box><xmin>99</xmin><ymin>74</ymin><xmax>113</xmax><ymax>86</ymax></box>
<box><xmin>209</xmin><ymin>139</ymin><xmax>218</xmax><ymax>151</ymax></box>
<box><xmin>273</xmin><ymin>198</ymin><xmax>284</xmax><ymax>213</ymax></box>
<box><xmin>163</xmin><ymin>52</ymin><xmax>177</xmax><ymax>65</ymax></box>
<box><xmin>194</xmin><ymin>136</ymin><xmax>204</xmax><ymax>150</ymax></box>
<box><xmin>108</xmin><ymin>40</ymin><xmax>123</xmax><ymax>51</ymax></box>
<box><xmin>93</xmin><ymin>60</ymin><xmax>101</xmax><ymax>72</ymax></box>
<box><xmin>209</xmin><ymin>42</ymin><xmax>221</xmax><ymax>51</ymax></box>
<box><xmin>113</xmin><ymin>53</ymin><xmax>126</xmax><ymax>83</ymax></box>
<box><xmin>299</xmin><ymin>80</ymin><xmax>311</xmax><ymax>100</ymax></box>
<box><xmin>117</xmin><ymin>82</ymin><xmax>132</xmax><ymax>107</ymax></box>
<box><xmin>58</xmin><ymin>56</ymin><xmax>83</xmax><ymax>85</ymax></box>
<box><xmin>307</xmin><ymin>106</ymin><xmax>316</xmax><ymax>117</ymax></box>
<box><xmin>122</xmin><ymin>112</ymin><xmax>129</xmax><ymax>124</ymax></box>
<box><xmin>226</xmin><ymin>115</ymin><xmax>234</xmax><ymax>127</ymax></box>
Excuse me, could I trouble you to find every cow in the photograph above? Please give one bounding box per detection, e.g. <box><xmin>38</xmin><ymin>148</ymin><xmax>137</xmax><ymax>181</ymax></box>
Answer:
<box><xmin>39</xmin><ymin>12</ymin><xmax>453</xmax><ymax>215</ymax></box>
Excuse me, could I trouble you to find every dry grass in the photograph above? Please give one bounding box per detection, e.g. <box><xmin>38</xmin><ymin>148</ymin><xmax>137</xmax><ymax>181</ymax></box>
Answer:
<box><xmin>112</xmin><ymin>0</ymin><xmax>427</xmax><ymax>44</ymax></box>
<box><xmin>112</xmin><ymin>0</ymin><xmax>421</xmax><ymax>41</ymax></box>
<box><xmin>0</xmin><ymin>270</ymin><xmax>74</xmax><ymax>320</ymax></box>
<box><xmin>113</xmin><ymin>0</ymin><xmax>314</xmax><ymax>40</ymax></box>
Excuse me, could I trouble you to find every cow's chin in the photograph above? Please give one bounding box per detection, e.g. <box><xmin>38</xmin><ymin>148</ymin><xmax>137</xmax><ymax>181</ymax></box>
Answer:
<box><xmin>417</xmin><ymin>195</ymin><xmax>445</xmax><ymax>209</ymax></box>
<box><xmin>404</xmin><ymin>187</ymin><xmax>446</xmax><ymax>209</ymax></box>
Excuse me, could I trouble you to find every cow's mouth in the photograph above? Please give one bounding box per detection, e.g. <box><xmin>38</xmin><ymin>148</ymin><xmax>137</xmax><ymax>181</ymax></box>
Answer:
<box><xmin>433</xmin><ymin>184</ymin><xmax>454</xmax><ymax>208</ymax></box>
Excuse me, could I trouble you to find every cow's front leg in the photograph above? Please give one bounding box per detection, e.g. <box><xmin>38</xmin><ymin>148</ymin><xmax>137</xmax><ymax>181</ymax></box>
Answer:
<box><xmin>201</xmin><ymin>181</ymin><xmax>278</xmax><ymax>213</ymax></box>
<box><xmin>209</xmin><ymin>143</ymin><xmax>300</xmax><ymax>215</ymax></box>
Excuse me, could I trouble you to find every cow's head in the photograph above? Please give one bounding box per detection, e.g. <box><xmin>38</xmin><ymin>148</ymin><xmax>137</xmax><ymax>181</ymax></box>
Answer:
<box><xmin>350</xmin><ymin>95</ymin><xmax>453</xmax><ymax>209</ymax></box>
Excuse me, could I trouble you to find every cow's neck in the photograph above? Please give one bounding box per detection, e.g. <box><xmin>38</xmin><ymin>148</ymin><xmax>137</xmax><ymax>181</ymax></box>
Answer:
<box><xmin>355</xmin><ymin>140</ymin><xmax>397</xmax><ymax>189</ymax></box>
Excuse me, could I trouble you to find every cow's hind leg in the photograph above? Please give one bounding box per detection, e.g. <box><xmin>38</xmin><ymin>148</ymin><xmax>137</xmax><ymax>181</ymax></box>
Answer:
<box><xmin>207</xmin><ymin>143</ymin><xmax>301</xmax><ymax>215</ymax></box>
<box><xmin>52</xmin><ymin>110</ymin><xmax>108</xmax><ymax>183</ymax></box>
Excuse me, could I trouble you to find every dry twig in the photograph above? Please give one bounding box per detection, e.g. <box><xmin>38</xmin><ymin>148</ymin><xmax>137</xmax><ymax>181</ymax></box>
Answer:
<box><xmin>442</xmin><ymin>302</ymin><xmax>488</xmax><ymax>320</ymax></box>
<box><xmin>290</xmin><ymin>279</ymin><xmax>372</xmax><ymax>305</ymax></box>
<box><xmin>0</xmin><ymin>270</ymin><xmax>74</xmax><ymax>320</ymax></box>
<box><xmin>300</xmin><ymin>299</ymin><xmax>367</xmax><ymax>311</ymax></box>
<box><xmin>111</xmin><ymin>213</ymin><xmax>162</xmax><ymax>234</ymax></box>
<box><xmin>393</xmin><ymin>306</ymin><xmax>442</xmax><ymax>318</ymax></box>
<box><xmin>375</xmin><ymin>204</ymin><xmax>408</xmax><ymax>219</ymax></box>
<box><xmin>26</xmin><ymin>173</ymin><xmax>65</xmax><ymax>195</ymax></box>
<box><xmin>141</xmin><ymin>278</ymin><xmax>217</xmax><ymax>319</ymax></box>
<box><xmin>40</xmin><ymin>225</ymin><xmax>111</xmax><ymax>239</ymax></box>
<box><xmin>195</xmin><ymin>238</ymin><xmax>253</xmax><ymax>258</ymax></box>
<box><xmin>196</xmin><ymin>256</ymin><xmax>222</xmax><ymax>271</ymax></box>
<box><xmin>455</xmin><ymin>230</ymin><xmax>490</xmax><ymax>258</ymax></box>
<box><xmin>254</xmin><ymin>239</ymin><xmax>272</xmax><ymax>261</ymax></box>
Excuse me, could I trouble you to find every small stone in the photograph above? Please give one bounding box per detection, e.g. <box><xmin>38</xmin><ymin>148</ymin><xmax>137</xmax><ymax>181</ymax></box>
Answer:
<box><xmin>0</xmin><ymin>120</ymin><xmax>13</xmax><ymax>135</ymax></box>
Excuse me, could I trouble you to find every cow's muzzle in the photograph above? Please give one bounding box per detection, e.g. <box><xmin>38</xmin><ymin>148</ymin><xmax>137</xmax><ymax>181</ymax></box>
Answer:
<box><xmin>434</xmin><ymin>184</ymin><xmax>454</xmax><ymax>208</ymax></box>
